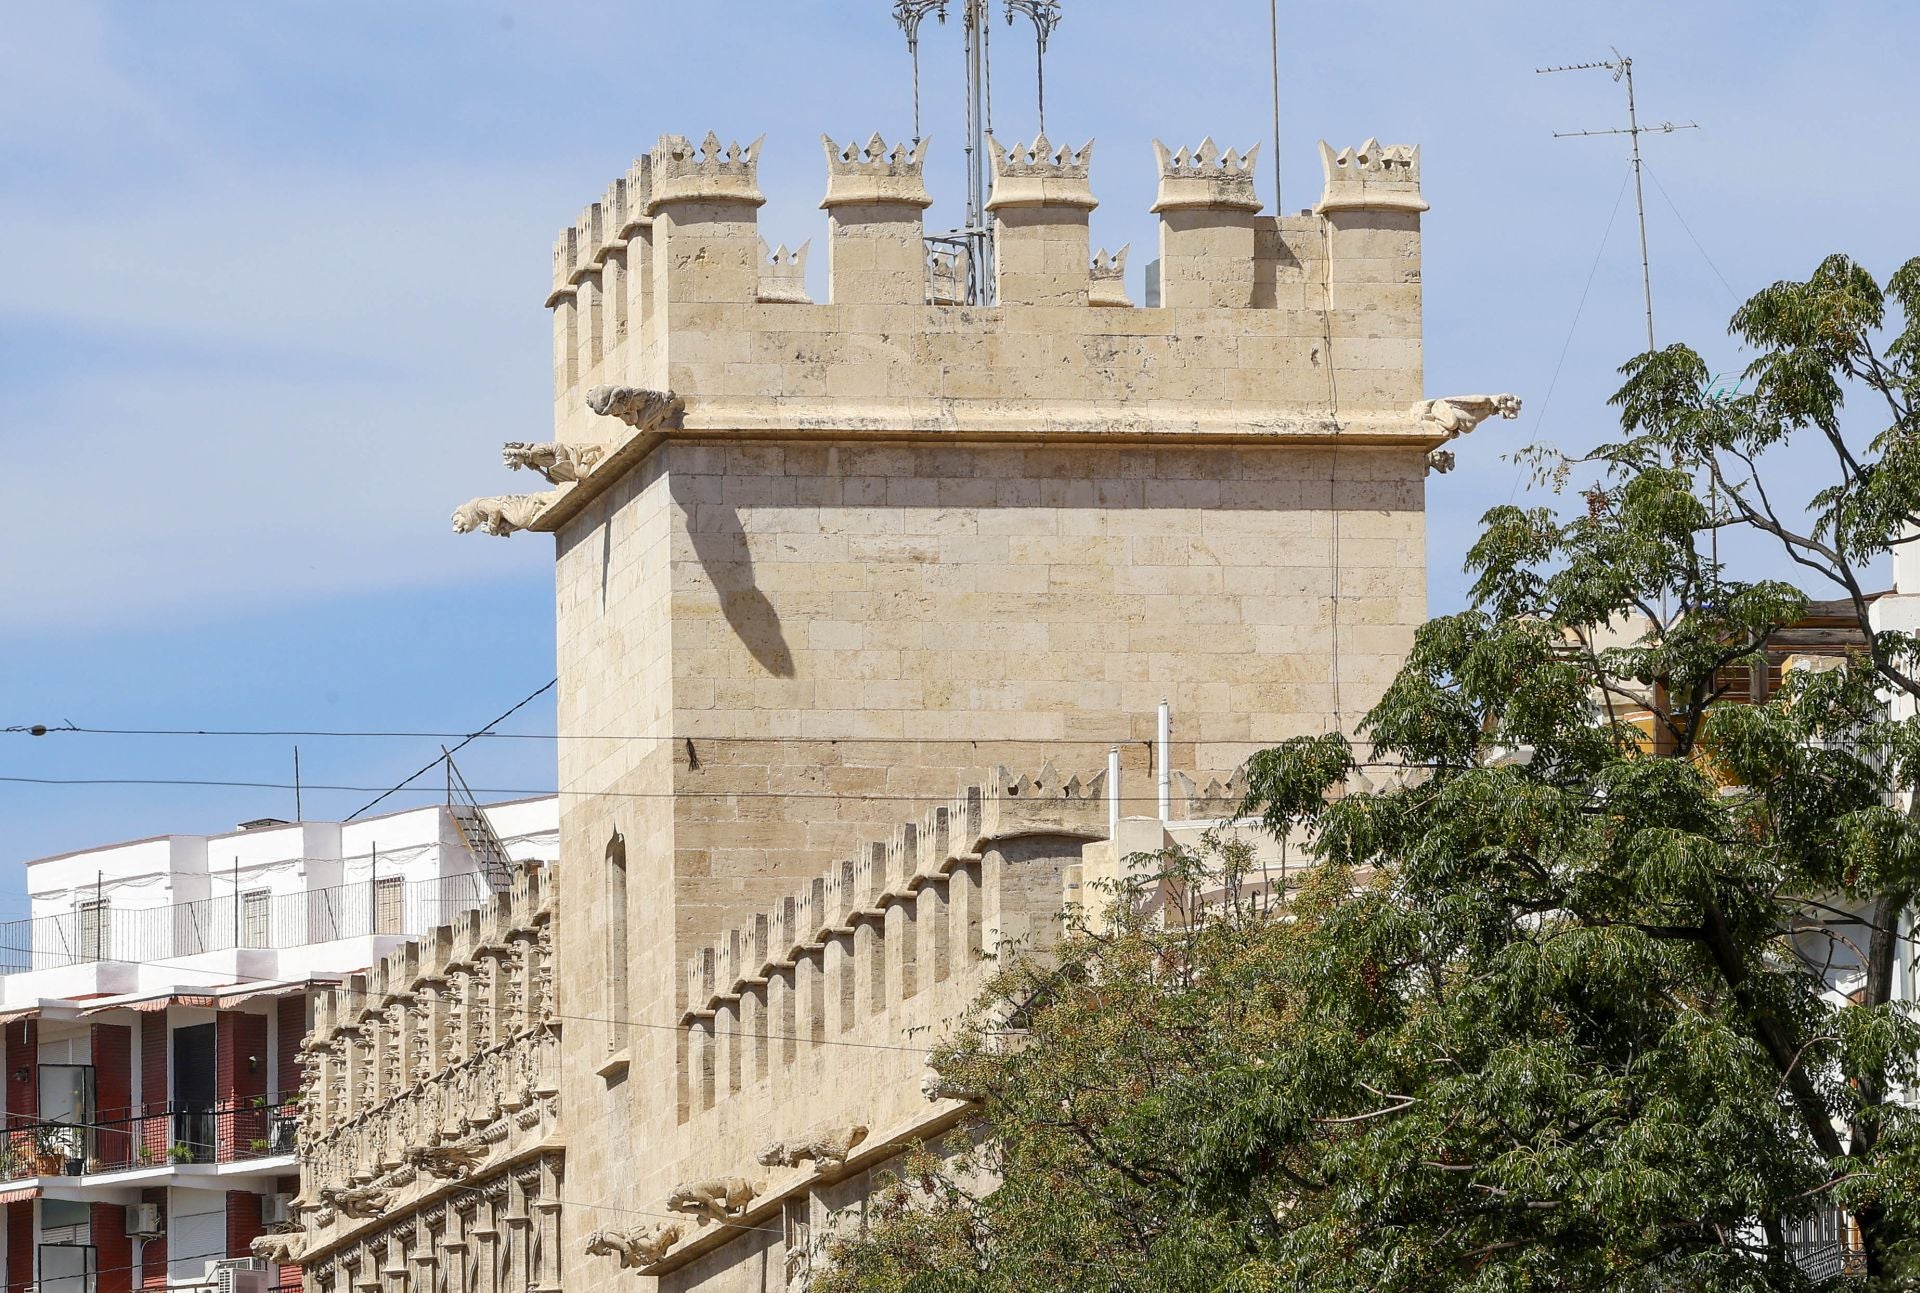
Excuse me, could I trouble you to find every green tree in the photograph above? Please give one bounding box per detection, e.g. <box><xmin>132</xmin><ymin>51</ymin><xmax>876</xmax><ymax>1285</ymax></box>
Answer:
<box><xmin>818</xmin><ymin>254</ymin><xmax>1920</xmax><ymax>1292</ymax></box>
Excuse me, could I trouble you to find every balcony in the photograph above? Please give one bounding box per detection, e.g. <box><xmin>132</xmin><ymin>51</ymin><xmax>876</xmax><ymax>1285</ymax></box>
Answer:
<box><xmin>0</xmin><ymin>1100</ymin><xmax>298</xmax><ymax>1183</ymax></box>
<box><xmin>0</xmin><ymin>873</ymin><xmax>493</xmax><ymax>973</ymax></box>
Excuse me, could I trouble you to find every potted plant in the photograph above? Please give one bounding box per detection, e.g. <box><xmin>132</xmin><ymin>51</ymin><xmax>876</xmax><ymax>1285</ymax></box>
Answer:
<box><xmin>167</xmin><ymin>1141</ymin><xmax>195</xmax><ymax>1164</ymax></box>
<box><xmin>137</xmin><ymin>1145</ymin><xmax>158</xmax><ymax>1166</ymax></box>
<box><xmin>248</xmin><ymin>1138</ymin><xmax>270</xmax><ymax>1155</ymax></box>
<box><xmin>0</xmin><ymin>1145</ymin><xmax>26</xmax><ymax>1181</ymax></box>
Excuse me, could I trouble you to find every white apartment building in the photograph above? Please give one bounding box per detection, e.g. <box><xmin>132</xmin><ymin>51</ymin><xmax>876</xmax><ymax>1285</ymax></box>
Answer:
<box><xmin>0</xmin><ymin>796</ymin><xmax>557</xmax><ymax>1293</ymax></box>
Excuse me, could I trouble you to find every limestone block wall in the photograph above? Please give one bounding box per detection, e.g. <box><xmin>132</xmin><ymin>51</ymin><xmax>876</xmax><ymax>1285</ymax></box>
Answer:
<box><xmin>561</xmin><ymin>768</ymin><xmax>1107</xmax><ymax>1292</ymax></box>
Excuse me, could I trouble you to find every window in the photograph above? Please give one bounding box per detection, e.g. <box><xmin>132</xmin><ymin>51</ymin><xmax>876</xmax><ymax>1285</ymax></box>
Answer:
<box><xmin>374</xmin><ymin>876</ymin><xmax>404</xmax><ymax>935</ymax></box>
<box><xmin>241</xmin><ymin>889</ymin><xmax>271</xmax><ymax>948</ymax></box>
<box><xmin>606</xmin><ymin>832</ymin><xmax>629</xmax><ymax>1057</ymax></box>
<box><xmin>39</xmin><ymin>1199</ymin><xmax>93</xmax><ymax>1293</ymax></box>
<box><xmin>76</xmin><ymin>900</ymin><xmax>107</xmax><ymax>963</ymax></box>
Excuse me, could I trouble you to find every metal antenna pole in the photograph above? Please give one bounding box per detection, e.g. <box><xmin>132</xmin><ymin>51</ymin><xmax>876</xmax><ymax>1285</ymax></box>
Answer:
<box><xmin>1538</xmin><ymin>49</ymin><xmax>1696</xmax><ymax>354</ymax></box>
<box><xmin>1621</xmin><ymin>56</ymin><xmax>1655</xmax><ymax>352</ymax></box>
<box><xmin>893</xmin><ymin>0</ymin><xmax>1060</xmax><ymax>306</ymax></box>
<box><xmin>1269</xmin><ymin>0</ymin><xmax>1283</xmax><ymax>216</ymax></box>
<box><xmin>965</xmin><ymin>0</ymin><xmax>987</xmax><ymax>299</ymax></box>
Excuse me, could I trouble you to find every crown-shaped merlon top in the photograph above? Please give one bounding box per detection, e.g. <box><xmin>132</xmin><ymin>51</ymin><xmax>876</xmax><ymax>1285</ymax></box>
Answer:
<box><xmin>618</xmin><ymin>156</ymin><xmax>653</xmax><ymax>237</ymax></box>
<box><xmin>1315</xmin><ymin>138</ymin><xmax>1427</xmax><ymax>214</ymax></box>
<box><xmin>1151</xmin><ymin>138</ymin><xmax>1263</xmax><ymax>214</ymax></box>
<box><xmin>757</xmin><ymin>238</ymin><xmax>812</xmax><ymax>305</ymax></box>
<box><xmin>547</xmin><ymin>224</ymin><xmax>579</xmax><ymax>306</ymax></box>
<box><xmin>569</xmin><ymin>202</ymin><xmax>606</xmax><ymax>286</ymax></box>
<box><xmin>647</xmin><ymin>132</ymin><xmax>766</xmax><ymax>213</ymax></box>
<box><xmin>987</xmin><ymin>133</ymin><xmax>1097</xmax><ymax>211</ymax></box>
<box><xmin>820</xmin><ymin>134</ymin><xmax>934</xmax><ymax>209</ymax></box>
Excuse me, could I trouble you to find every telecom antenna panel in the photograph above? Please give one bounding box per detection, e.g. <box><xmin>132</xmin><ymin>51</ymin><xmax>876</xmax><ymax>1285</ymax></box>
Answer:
<box><xmin>892</xmin><ymin>0</ymin><xmax>1064</xmax><ymax>305</ymax></box>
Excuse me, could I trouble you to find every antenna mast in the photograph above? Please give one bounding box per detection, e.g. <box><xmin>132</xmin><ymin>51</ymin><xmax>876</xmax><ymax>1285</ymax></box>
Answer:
<box><xmin>1538</xmin><ymin>49</ymin><xmax>1696</xmax><ymax>352</ymax></box>
<box><xmin>893</xmin><ymin>0</ymin><xmax>1063</xmax><ymax>305</ymax></box>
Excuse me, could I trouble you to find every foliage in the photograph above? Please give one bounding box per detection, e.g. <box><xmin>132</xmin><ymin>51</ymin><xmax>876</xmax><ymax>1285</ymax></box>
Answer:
<box><xmin>819</xmin><ymin>254</ymin><xmax>1920</xmax><ymax>1292</ymax></box>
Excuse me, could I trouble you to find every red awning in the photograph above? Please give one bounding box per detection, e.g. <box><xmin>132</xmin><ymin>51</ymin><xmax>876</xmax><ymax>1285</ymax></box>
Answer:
<box><xmin>0</xmin><ymin>1186</ymin><xmax>41</xmax><ymax>1204</ymax></box>
<box><xmin>76</xmin><ymin>981</ymin><xmax>316</xmax><ymax>1016</ymax></box>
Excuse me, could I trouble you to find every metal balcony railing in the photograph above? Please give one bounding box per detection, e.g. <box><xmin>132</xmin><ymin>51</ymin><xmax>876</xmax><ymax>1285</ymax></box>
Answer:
<box><xmin>0</xmin><ymin>872</ymin><xmax>491</xmax><ymax>972</ymax></box>
<box><xmin>0</xmin><ymin>1101</ymin><xmax>297</xmax><ymax>1181</ymax></box>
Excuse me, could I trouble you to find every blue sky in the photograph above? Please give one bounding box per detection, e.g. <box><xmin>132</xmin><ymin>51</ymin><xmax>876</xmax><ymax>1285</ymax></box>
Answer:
<box><xmin>3</xmin><ymin>0</ymin><xmax>1917</xmax><ymax>907</ymax></box>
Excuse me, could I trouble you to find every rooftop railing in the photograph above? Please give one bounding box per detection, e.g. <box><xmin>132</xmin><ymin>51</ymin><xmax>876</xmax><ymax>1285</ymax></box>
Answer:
<box><xmin>0</xmin><ymin>872</ymin><xmax>491</xmax><ymax>972</ymax></box>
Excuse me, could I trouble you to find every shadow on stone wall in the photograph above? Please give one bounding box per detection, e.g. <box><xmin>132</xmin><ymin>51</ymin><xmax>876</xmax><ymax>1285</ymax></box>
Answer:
<box><xmin>686</xmin><ymin>500</ymin><xmax>795</xmax><ymax>678</ymax></box>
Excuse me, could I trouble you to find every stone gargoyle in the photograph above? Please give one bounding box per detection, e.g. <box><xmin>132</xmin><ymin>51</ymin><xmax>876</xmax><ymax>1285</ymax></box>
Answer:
<box><xmin>503</xmin><ymin>441</ymin><xmax>606</xmax><ymax>485</ymax></box>
<box><xmin>1425</xmin><ymin>449</ymin><xmax>1457</xmax><ymax>476</ymax></box>
<box><xmin>405</xmin><ymin>1141</ymin><xmax>489</xmax><ymax>1179</ymax></box>
<box><xmin>1412</xmin><ymin>393</ymin><xmax>1522</xmax><ymax>441</ymax></box>
<box><xmin>318</xmin><ymin>1184</ymin><xmax>389</xmax><ymax>1219</ymax></box>
<box><xmin>451</xmin><ymin>492</ymin><xmax>560</xmax><ymax>538</ymax></box>
<box><xmin>251</xmin><ymin>1233</ymin><xmax>304</xmax><ymax>1265</ymax></box>
<box><xmin>586</xmin><ymin>385</ymin><xmax>683</xmax><ymax>431</ymax></box>
<box><xmin>584</xmin><ymin>1222</ymin><xmax>682</xmax><ymax>1269</ymax></box>
<box><xmin>666</xmin><ymin>1176</ymin><xmax>762</xmax><ymax>1224</ymax></box>
<box><xmin>755</xmin><ymin>1123</ymin><xmax>869</xmax><ymax>1170</ymax></box>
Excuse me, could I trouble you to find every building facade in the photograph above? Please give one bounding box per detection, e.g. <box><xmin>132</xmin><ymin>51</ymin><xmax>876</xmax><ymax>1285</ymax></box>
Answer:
<box><xmin>0</xmin><ymin>798</ymin><xmax>555</xmax><ymax>1293</ymax></box>
<box><xmin>288</xmin><ymin>863</ymin><xmax>560</xmax><ymax>1293</ymax></box>
<box><xmin>441</xmin><ymin>119</ymin><xmax>1501</xmax><ymax>1292</ymax></box>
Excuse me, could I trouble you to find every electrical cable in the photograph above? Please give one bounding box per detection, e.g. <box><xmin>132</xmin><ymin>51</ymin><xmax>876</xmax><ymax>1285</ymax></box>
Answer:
<box><xmin>1505</xmin><ymin>168</ymin><xmax>1633</xmax><ymax>504</ymax></box>
<box><xmin>1641</xmin><ymin>160</ymin><xmax>1740</xmax><ymax>304</ymax></box>
<box><xmin>0</xmin><ymin>776</ymin><xmax>1214</xmax><ymax>806</ymax></box>
<box><xmin>13</xmin><ymin>726</ymin><xmax>1155</xmax><ymax>746</ymax></box>
<box><xmin>343</xmin><ymin>679</ymin><xmax>555</xmax><ymax>822</ymax></box>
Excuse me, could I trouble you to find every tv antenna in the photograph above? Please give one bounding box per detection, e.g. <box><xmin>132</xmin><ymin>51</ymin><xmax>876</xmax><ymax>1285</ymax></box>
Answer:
<box><xmin>893</xmin><ymin>0</ymin><xmax>1063</xmax><ymax>305</ymax></box>
<box><xmin>1537</xmin><ymin>49</ymin><xmax>1696</xmax><ymax>352</ymax></box>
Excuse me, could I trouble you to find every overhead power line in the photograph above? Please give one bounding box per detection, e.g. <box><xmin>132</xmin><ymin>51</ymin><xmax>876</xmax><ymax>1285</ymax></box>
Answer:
<box><xmin>344</xmin><ymin>678</ymin><xmax>556</xmax><ymax>821</ymax></box>
<box><xmin>12</xmin><ymin>725</ymin><xmax>1160</xmax><ymax>746</ymax></box>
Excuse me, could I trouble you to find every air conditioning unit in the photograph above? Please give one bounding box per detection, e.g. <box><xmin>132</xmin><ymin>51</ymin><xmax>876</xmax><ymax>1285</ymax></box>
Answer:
<box><xmin>124</xmin><ymin>1203</ymin><xmax>164</xmax><ymax>1237</ymax></box>
<box><xmin>260</xmin><ymin>1193</ymin><xmax>294</xmax><ymax>1225</ymax></box>
<box><xmin>211</xmin><ymin>1257</ymin><xmax>272</xmax><ymax>1293</ymax></box>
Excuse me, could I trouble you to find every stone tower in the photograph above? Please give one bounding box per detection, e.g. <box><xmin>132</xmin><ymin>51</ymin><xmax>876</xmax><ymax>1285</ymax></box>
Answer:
<box><xmin>458</xmin><ymin>127</ymin><xmax>1505</xmax><ymax>1290</ymax></box>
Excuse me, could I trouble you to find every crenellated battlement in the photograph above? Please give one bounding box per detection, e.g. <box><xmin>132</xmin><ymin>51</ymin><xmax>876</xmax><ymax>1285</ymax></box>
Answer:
<box><xmin>677</xmin><ymin>762</ymin><xmax>1107</xmax><ymax>1028</ymax></box>
<box><xmin>510</xmin><ymin>126</ymin><xmax>1438</xmax><ymax>535</ymax></box>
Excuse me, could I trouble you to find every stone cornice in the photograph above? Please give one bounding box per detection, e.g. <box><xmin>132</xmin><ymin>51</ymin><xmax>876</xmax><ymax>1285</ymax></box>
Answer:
<box><xmin>530</xmin><ymin>403</ymin><xmax>1438</xmax><ymax>535</ymax></box>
